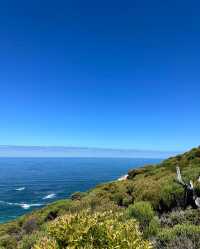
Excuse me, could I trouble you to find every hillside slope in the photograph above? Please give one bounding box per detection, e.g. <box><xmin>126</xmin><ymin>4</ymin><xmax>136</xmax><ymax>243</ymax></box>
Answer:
<box><xmin>1</xmin><ymin>146</ymin><xmax>200</xmax><ymax>248</ymax></box>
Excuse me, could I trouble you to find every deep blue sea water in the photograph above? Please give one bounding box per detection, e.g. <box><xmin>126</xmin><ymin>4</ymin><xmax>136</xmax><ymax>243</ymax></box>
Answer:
<box><xmin>0</xmin><ymin>157</ymin><xmax>161</xmax><ymax>223</ymax></box>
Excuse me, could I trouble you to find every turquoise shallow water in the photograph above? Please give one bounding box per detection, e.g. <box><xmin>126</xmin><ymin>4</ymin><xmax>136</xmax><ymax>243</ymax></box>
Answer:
<box><xmin>0</xmin><ymin>157</ymin><xmax>161</xmax><ymax>223</ymax></box>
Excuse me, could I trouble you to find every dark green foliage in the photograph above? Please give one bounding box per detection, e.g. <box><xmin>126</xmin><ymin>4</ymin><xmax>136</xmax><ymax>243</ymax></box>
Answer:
<box><xmin>112</xmin><ymin>193</ymin><xmax>124</xmax><ymax>206</ymax></box>
<box><xmin>147</xmin><ymin>216</ymin><xmax>160</xmax><ymax>237</ymax></box>
<box><xmin>126</xmin><ymin>201</ymin><xmax>159</xmax><ymax>238</ymax></box>
<box><xmin>122</xmin><ymin>195</ymin><xmax>133</xmax><ymax>207</ymax></box>
<box><xmin>127</xmin><ymin>201</ymin><xmax>155</xmax><ymax>225</ymax></box>
<box><xmin>71</xmin><ymin>191</ymin><xmax>86</xmax><ymax>201</ymax></box>
<box><xmin>44</xmin><ymin>210</ymin><xmax>59</xmax><ymax>221</ymax></box>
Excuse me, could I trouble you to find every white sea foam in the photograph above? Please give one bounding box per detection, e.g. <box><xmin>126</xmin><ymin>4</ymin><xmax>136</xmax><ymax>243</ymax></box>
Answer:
<box><xmin>19</xmin><ymin>203</ymin><xmax>43</xmax><ymax>209</ymax></box>
<box><xmin>15</xmin><ymin>187</ymin><xmax>25</xmax><ymax>191</ymax></box>
<box><xmin>118</xmin><ymin>174</ymin><xmax>128</xmax><ymax>181</ymax></box>
<box><xmin>43</xmin><ymin>193</ymin><xmax>56</xmax><ymax>200</ymax></box>
<box><xmin>0</xmin><ymin>201</ymin><xmax>43</xmax><ymax>209</ymax></box>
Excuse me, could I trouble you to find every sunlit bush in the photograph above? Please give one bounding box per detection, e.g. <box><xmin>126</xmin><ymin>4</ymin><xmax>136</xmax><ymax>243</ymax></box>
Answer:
<box><xmin>126</xmin><ymin>201</ymin><xmax>160</xmax><ymax>238</ymax></box>
<box><xmin>33</xmin><ymin>211</ymin><xmax>152</xmax><ymax>249</ymax></box>
<box><xmin>18</xmin><ymin>231</ymin><xmax>45</xmax><ymax>249</ymax></box>
<box><xmin>127</xmin><ymin>201</ymin><xmax>154</xmax><ymax>226</ymax></box>
<box><xmin>33</xmin><ymin>237</ymin><xmax>58</xmax><ymax>249</ymax></box>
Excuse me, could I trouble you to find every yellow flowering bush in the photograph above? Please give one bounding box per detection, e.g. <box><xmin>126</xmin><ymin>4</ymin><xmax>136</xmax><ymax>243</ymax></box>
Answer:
<box><xmin>33</xmin><ymin>211</ymin><xmax>152</xmax><ymax>249</ymax></box>
<box><xmin>33</xmin><ymin>237</ymin><xmax>58</xmax><ymax>249</ymax></box>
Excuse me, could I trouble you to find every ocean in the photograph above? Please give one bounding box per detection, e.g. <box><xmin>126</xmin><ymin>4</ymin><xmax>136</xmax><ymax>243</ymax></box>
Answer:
<box><xmin>0</xmin><ymin>157</ymin><xmax>161</xmax><ymax>223</ymax></box>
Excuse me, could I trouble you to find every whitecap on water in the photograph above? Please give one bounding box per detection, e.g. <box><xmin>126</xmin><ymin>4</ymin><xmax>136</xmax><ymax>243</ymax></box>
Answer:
<box><xmin>42</xmin><ymin>193</ymin><xmax>56</xmax><ymax>200</ymax></box>
<box><xmin>19</xmin><ymin>203</ymin><xmax>43</xmax><ymax>209</ymax></box>
<box><xmin>15</xmin><ymin>187</ymin><xmax>25</xmax><ymax>191</ymax></box>
<box><xmin>0</xmin><ymin>201</ymin><xmax>43</xmax><ymax>209</ymax></box>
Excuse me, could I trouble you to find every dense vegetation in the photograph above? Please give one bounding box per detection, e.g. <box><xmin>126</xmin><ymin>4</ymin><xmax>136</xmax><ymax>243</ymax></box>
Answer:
<box><xmin>1</xmin><ymin>146</ymin><xmax>200</xmax><ymax>248</ymax></box>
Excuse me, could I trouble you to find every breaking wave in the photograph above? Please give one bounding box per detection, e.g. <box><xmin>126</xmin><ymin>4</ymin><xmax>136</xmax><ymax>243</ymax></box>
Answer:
<box><xmin>42</xmin><ymin>193</ymin><xmax>56</xmax><ymax>200</ymax></box>
<box><xmin>0</xmin><ymin>201</ymin><xmax>43</xmax><ymax>210</ymax></box>
<box><xmin>15</xmin><ymin>187</ymin><xmax>25</xmax><ymax>191</ymax></box>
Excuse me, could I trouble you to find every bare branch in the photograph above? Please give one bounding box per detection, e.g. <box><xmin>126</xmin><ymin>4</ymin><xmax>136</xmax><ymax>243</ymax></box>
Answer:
<box><xmin>176</xmin><ymin>167</ymin><xmax>200</xmax><ymax>208</ymax></box>
<box><xmin>176</xmin><ymin>166</ymin><xmax>186</xmax><ymax>186</ymax></box>
<box><xmin>195</xmin><ymin>197</ymin><xmax>200</xmax><ymax>208</ymax></box>
<box><xmin>189</xmin><ymin>180</ymin><xmax>194</xmax><ymax>190</ymax></box>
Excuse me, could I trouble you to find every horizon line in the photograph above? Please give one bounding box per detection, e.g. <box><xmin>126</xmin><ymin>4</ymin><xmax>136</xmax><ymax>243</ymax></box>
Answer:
<box><xmin>0</xmin><ymin>145</ymin><xmax>181</xmax><ymax>153</ymax></box>
<box><xmin>0</xmin><ymin>145</ymin><xmax>181</xmax><ymax>159</ymax></box>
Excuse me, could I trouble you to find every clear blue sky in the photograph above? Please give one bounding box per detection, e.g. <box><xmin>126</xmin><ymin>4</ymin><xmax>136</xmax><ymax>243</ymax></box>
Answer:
<box><xmin>0</xmin><ymin>0</ymin><xmax>199</xmax><ymax>151</ymax></box>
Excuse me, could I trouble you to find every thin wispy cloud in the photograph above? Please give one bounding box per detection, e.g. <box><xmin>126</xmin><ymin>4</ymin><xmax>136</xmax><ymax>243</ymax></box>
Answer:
<box><xmin>0</xmin><ymin>145</ymin><xmax>180</xmax><ymax>158</ymax></box>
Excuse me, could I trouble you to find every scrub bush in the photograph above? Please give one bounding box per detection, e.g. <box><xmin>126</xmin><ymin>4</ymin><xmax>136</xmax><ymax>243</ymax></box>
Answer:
<box><xmin>33</xmin><ymin>211</ymin><xmax>152</xmax><ymax>249</ymax></box>
<box><xmin>155</xmin><ymin>224</ymin><xmax>200</xmax><ymax>248</ymax></box>
<box><xmin>126</xmin><ymin>201</ymin><xmax>160</xmax><ymax>238</ymax></box>
<box><xmin>127</xmin><ymin>201</ymin><xmax>155</xmax><ymax>227</ymax></box>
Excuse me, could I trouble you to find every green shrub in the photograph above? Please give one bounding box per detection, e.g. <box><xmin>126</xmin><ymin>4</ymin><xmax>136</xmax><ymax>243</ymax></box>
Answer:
<box><xmin>33</xmin><ymin>211</ymin><xmax>152</xmax><ymax>249</ymax></box>
<box><xmin>126</xmin><ymin>201</ymin><xmax>159</xmax><ymax>238</ymax></box>
<box><xmin>145</xmin><ymin>216</ymin><xmax>160</xmax><ymax>237</ymax></box>
<box><xmin>112</xmin><ymin>193</ymin><xmax>124</xmax><ymax>206</ymax></box>
<box><xmin>18</xmin><ymin>232</ymin><xmax>44</xmax><ymax>249</ymax></box>
<box><xmin>160</xmin><ymin>181</ymin><xmax>184</xmax><ymax>209</ymax></box>
<box><xmin>122</xmin><ymin>195</ymin><xmax>133</xmax><ymax>207</ymax></box>
<box><xmin>127</xmin><ymin>201</ymin><xmax>155</xmax><ymax>226</ymax></box>
<box><xmin>0</xmin><ymin>234</ymin><xmax>17</xmax><ymax>249</ymax></box>
<box><xmin>33</xmin><ymin>237</ymin><xmax>58</xmax><ymax>249</ymax></box>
